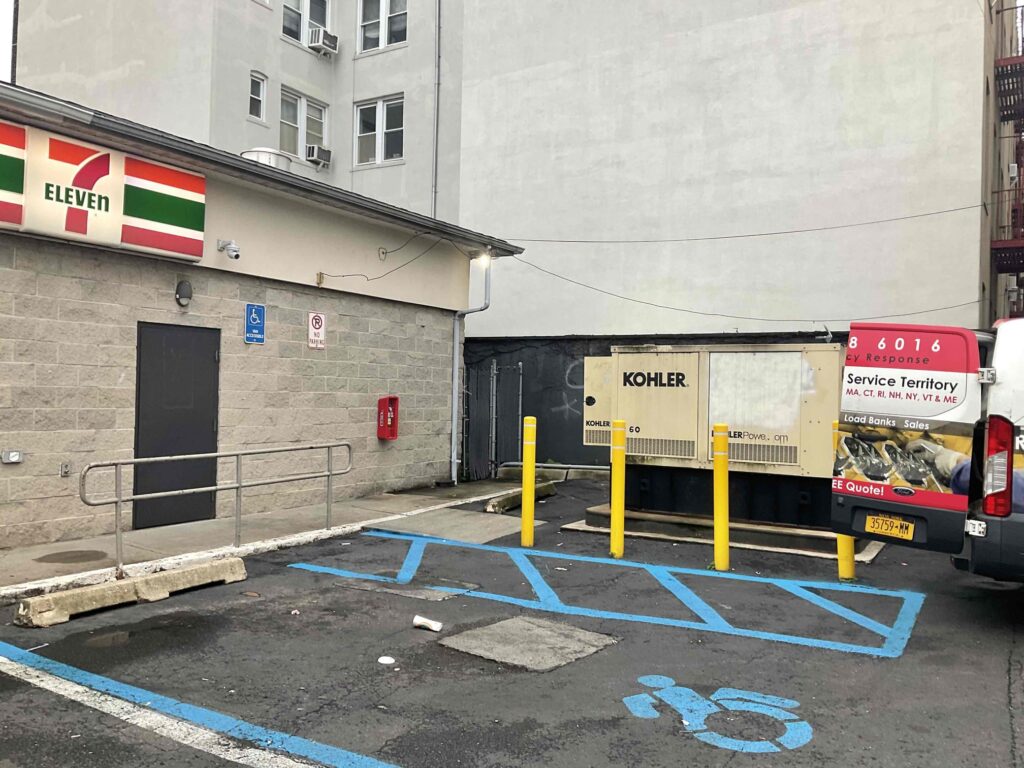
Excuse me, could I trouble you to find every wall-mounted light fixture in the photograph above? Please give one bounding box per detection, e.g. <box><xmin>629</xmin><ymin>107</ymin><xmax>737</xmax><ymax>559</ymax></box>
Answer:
<box><xmin>175</xmin><ymin>280</ymin><xmax>193</xmax><ymax>308</ymax></box>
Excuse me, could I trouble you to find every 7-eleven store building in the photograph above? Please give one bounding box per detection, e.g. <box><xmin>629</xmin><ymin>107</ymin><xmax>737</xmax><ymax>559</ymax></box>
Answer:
<box><xmin>0</xmin><ymin>85</ymin><xmax>519</xmax><ymax>549</ymax></box>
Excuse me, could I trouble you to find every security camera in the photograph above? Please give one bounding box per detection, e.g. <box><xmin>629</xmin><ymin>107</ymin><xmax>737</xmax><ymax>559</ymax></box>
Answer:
<box><xmin>217</xmin><ymin>239</ymin><xmax>241</xmax><ymax>260</ymax></box>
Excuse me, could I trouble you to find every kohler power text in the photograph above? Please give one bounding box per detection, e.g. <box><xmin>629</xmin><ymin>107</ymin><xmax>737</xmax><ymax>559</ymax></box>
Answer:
<box><xmin>622</xmin><ymin>371</ymin><xmax>688</xmax><ymax>387</ymax></box>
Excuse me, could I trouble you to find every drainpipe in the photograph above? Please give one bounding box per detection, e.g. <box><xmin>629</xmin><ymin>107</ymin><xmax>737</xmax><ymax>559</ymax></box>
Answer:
<box><xmin>430</xmin><ymin>0</ymin><xmax>442</xmax><ymax>218</ymax></box>
<box><xmin>450</xmin><ymin>254</ymin><xmax>491</xmax><ymax>484</ymax></box>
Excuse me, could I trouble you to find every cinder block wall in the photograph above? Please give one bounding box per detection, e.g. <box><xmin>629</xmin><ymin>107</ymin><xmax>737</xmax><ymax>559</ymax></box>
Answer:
<box><xmin>0</xmin><ymin>234</ymin><xmax>456</xmax><ymax>548</ymax></box>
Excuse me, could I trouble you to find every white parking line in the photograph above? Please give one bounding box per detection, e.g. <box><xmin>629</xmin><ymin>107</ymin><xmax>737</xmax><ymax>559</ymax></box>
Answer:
<box><xmin>0</xmin><ymin>655</ymin><xmax>320</xmax><ymax>768</ymax></box>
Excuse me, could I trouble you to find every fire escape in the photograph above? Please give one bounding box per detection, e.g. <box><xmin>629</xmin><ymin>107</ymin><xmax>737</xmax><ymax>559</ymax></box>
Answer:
<box><xmin>992</xmin><ymin>55</ymin><xmax>1024</xmax><ymax>279</ymax></box>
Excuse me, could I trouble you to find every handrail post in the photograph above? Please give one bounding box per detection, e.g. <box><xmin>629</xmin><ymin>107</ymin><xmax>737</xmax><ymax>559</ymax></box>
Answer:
<box><xmin>234</xmin><ymin>454</ymin><xmax>243</xmax><ymax>548</ymax></box>
<box><xmin>325</xmin><ymin>445</ymin><xmax>334</xmax><ymax>529</ymax></box>
<box><xmin>114</xmin><ymin>464</ymin><xmax>124</xmax><ymax>578</ymax></box>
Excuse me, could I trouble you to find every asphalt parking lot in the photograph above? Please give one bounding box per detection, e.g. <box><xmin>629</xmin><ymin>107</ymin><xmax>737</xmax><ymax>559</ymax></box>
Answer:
<box><xmin>1</xmin><ymin>479</ymin><xmax>1023</xmax><ymax>767</ymax></box>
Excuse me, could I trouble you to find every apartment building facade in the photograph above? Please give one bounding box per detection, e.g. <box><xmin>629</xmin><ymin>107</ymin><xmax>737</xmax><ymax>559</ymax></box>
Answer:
<box><xmin>13</xmin><ymin>1</ymin><xmax>1024</xmax><ymax>472</ymax></box>
<box><xmin>17</xmin><ymin>0</ymin><xmax>463</xmax><ymax>221</ymax></box>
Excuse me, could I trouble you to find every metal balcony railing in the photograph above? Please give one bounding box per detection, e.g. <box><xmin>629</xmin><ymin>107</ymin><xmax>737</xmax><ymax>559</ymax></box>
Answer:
<box><xmin>992</xmin><ymin>187</ymin><xmax>1024</xmax><ymax>242</ymax></box>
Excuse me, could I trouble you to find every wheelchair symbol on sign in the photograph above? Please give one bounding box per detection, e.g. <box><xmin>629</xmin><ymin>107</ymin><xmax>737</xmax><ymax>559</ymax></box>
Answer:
<box><xmin>623</xmin><ymin>675</ymin><xmax>813</xmax><ymax>754</ymax></box>
<box><xmin>250</xmin><ymin>307</ymin><xmax>262</xmax><ymax>324</ymax></box>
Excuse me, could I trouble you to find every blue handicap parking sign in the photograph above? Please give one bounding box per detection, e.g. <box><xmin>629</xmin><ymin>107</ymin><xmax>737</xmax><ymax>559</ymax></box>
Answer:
<box><xmin>245</xmin><ymin>303</ymin><xmax>266</xmax><ymax>344</ymax></box>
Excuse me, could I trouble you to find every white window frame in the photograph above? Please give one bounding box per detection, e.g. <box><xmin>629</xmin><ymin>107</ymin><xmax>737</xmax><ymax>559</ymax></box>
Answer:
<box><xmin>282</xmin><ymin>0</ymin><xmax>331</xmax><ymax>47</ymax></box>
<box><xmin>249</xmin><ymin>73</ymin><xmax>267</xmax><ymax>121</ymax></box>
<box><xmin>353</xmin><ymin>96</ymin><xmax>403</xmax><ymax>167</ymax></box>
<box><xmin>281</xmin><ymin>90</ymin><xmax>329</xmax><ymax>160</ymax></box>
<box><xmin>358</xmin><ymin>0</ymin><xmax>407</xmax><ymax>53</ymax></box>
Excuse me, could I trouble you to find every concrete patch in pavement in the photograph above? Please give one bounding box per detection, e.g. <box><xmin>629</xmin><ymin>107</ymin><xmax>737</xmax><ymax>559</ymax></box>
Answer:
<box><xmin>335</xmin><ymin>573</ymin><xmax>478</xmax><ymax>601</ymax></box>
<box><xmin>439</xmin><ymin>616</ymin><xmax>617</xmax><ymax>672</ymax></box>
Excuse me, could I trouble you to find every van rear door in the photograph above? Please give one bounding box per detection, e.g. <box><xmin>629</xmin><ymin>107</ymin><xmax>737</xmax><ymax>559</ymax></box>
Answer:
<box><xmin>831</xmin><ymin>323</ymin><xmax>982</xmax><ymax>553</ymax></box>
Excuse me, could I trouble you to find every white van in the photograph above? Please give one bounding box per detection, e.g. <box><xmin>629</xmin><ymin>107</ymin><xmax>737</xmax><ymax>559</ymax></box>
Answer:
<box><xmin>831</xmin><ymin>320</ymin><xmax>1024</xmax><ymax>581</ymax></box>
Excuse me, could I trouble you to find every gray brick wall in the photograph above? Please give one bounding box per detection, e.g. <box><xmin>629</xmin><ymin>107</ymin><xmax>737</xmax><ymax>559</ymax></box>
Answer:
<box><xmin>0</xmin><ymin>233</ymin><xmax>458</xmax><ymax>548</ymax></box>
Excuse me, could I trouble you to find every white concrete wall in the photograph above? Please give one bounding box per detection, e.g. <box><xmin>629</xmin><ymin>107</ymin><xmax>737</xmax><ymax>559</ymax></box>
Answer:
<box><xmin>17</xmin><ymin>0</ymin><xmax>462</xmax><ymax>220</ymax></box>
<box><xmin>201</xmin><ymin>175</ymin><xmax>471</xmax><ymax>312</ymax></box>
<box><xmin>17</xmin><ymin>0</ymin><xmax>215</xmax><ymax>144</ymax></box>
<box><xmin>461</xmin><ymin>0</ymin><xmax>992</xmax><ymax>336</ymax></box>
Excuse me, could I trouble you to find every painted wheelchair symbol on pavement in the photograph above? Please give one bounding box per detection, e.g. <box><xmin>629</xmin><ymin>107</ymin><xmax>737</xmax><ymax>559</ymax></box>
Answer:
<box><xmin>623</xmin><ymin>675</ymin><xmax>813</xmax><ymax>754</ymax></box>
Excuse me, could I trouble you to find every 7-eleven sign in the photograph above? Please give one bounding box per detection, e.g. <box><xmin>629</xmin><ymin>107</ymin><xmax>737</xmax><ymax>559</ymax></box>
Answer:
<box><xmin>24</xmin><ymin>134</ymin><xmax>124</xmax><ymax>248</ymax></box>
<box><xmin>0</xmin><ymin>121</ymin><xmax>206</xmax><ymax>261</ymax></box>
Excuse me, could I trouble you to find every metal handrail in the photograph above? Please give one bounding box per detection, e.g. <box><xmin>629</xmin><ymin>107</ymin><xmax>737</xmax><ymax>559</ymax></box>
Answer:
<box><xmin>80</xmin><ymin>442</ymin><xmax>353</xmax><ymax>575</ymax></box>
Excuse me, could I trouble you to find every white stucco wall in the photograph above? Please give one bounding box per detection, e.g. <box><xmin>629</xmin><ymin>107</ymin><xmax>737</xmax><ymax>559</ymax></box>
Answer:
<box><xmin>461</xmin><ymin>0</ymin><xmax>992</xmax><ymax>336</ymax></box>
<box><xmin>17</xmin><ymin>1</ymin><xmax>215</xmax><ymax>144</ymax></box>
<box><xmin>17</xmin><ymin>0</ymin><xmax>463</xmax><ymax>219</ymax></box>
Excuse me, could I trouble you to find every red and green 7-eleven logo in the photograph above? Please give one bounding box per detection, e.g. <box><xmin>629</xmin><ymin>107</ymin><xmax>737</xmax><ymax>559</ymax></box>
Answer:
<box><xmin>46</xmin><ymin>137</ymin><xmax>112</xmax><ymax>235</ymax></box>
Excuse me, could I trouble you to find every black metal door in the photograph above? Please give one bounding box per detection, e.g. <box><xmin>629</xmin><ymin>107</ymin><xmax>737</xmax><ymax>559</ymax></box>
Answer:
<box><xmin>133</xmin><ymin>323</ymin><xmax>220</xmax><ymax>529</ymax></box>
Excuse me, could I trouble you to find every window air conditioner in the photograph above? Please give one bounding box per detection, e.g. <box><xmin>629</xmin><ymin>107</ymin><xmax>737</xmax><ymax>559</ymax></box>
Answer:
<box><xmin>306</xmin><ymin>145</ymin><xmax>332</xmax><ymax>167</ymax></box>
<box><xmin>308</xmin><ymin>27</ymin><xmax>340</xmax><ymax>55</ymax></box>
<box><xmin>1011</xmin><ymin>163</ymin><xmax>1020</xmax><ymax>183</ymax></box>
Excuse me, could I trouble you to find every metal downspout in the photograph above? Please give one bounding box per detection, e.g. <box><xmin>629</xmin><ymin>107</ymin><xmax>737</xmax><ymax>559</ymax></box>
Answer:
<box><xmin>450</xmin><ymin>257</ymin><xmax>491</xmax><ymax>484</ymax></box>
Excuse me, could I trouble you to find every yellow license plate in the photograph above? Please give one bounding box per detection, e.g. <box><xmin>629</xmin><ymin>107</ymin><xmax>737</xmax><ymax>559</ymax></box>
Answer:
<box><xmin>865</xmin><ymin>514</ymin><xmax>915</xmax><ymax>541</ymax></box>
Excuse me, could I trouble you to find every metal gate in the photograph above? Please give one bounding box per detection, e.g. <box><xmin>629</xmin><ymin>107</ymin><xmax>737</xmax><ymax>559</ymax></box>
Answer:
<box><xmin>462</xmin><ymin>359</ymin><xmax>523</xmax><ymax>481</ymax></box>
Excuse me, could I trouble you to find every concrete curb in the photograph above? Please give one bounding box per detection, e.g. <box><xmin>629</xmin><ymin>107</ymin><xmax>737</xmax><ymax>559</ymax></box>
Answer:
<box><xmin>0</xmin><ymin>488</ymin><xmax>522</xmax><ymax>605</ymax></box>
<box><xmin>495</xmin><ymin>467</ymin><xmax>569</xmax><ymax>483</ymax></box>
<box><xmin>484</xmin><ymin>481</ymin><xmax>558</xmax><ymax>514</ymax></box>
<box><xmin>15</xmin><ymin>558</ymin><xmax>248</xmax><ymax>628</ymax></box>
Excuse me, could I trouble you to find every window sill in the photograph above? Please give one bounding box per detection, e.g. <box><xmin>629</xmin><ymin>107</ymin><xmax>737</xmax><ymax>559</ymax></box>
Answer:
<box><xmin>279</xmin><ymin>35</ymin><xmax>321</xmax><ymax>57</ymax></box>
<box><xmin>246</xmin><ymin>116</ymin><xmax>270</xmax><ymax>128</ymax></box>
<box><xmin>353</xmin><ymin>41</ymin><xmax>408</xmax><ymax>60</ymax></box>
<box><xmin>351</xmin><ymin>159</ymin><xmax>406</xmax><ymax>173</ymax></box>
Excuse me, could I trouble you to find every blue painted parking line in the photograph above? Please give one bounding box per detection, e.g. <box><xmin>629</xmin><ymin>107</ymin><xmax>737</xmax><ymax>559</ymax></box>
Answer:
<box><xmin>289</xmin><ymin>532</ymin><xmax>925</xmax><ymax>658</ymax></box>
<box><xmin>0</xmin><ymin>641</ymin><xmax>398</xmax><ymax>768</ymax></box>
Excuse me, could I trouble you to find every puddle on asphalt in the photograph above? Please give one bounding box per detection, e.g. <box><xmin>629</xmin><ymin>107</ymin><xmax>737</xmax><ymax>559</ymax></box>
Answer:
<box><xmin>45</xmin><ymin>612</ymin><xmax>227</xmax><ymax>668</ymax></box>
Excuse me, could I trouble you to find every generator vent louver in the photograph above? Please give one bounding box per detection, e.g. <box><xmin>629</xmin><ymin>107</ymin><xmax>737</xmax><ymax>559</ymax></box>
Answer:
<box><xmin>729</xmin><ymin>442</ymin><xmax>799</xmax><ymax>465</ymax></box>
<box><xmin>627</xmin><ymin>437</ymin><xmax>696</xmax><ymax>459</ymax></box>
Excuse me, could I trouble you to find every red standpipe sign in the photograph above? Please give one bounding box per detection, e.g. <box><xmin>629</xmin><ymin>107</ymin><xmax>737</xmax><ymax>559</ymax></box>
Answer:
<box><xmin>834</xmin><ymin>323</ymin><xmax>982</xmax><ymax>512</ymax></box>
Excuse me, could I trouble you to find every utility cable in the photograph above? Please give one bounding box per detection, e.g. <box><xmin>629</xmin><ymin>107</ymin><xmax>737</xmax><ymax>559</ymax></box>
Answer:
<box><xmin>321</xmin><ymin>238</ymin><xmax>443</xmax><ymax>282</ymax></box>
<box><xmin>510</xmin><ymin>255</ymin><xmax>979</xmax><ymax>324</ymax></box>
<box><xmin>505</xmin><ymin>203</ymin><xmax>983</xmax><ymax>244</ymax></box>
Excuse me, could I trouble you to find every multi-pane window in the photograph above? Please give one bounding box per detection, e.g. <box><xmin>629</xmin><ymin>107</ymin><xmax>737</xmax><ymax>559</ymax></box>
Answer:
<box><xmin>306</xmin><ymin>103</ymin><xmax>325</xmax><ymax>148</ymax></box>
<box><xmin>281</xmin><ymin>92</ymin><xmax>328</xmax><ymax>158</ymax></box>
<box><xmin>280</xmin><ymin>93</ymin><xmax>300</xmax><ymax>155</ymax></box>
<box><xmin>282</xmin><ymin>0</ymin><xmax>330</xmax><ymax>45</ymax></box>
<box><xmin>355</xmin><ymin>97</ymin><xmax>403</xmax><ymax>165</ymax></box>
<box><xmin>249</xmin><ymin>74</ymin><xmax>266</xmax><ymax>120</ymax></box>
<box><xmin>360</xmin><ymin>0</ymin><xmax>407</xmax><ymax>52</ymax></box>
<box><xmin>282</xmin><ymin>0</ymin><xmax>302</xmax><ymax>40</ymax></box>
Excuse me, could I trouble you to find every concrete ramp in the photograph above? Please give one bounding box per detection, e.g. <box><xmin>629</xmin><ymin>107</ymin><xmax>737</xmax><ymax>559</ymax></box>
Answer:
<box><xmin>367</xmin><ymin>508</ymin><xmax>544</xmax><ymax>544</ymax></box>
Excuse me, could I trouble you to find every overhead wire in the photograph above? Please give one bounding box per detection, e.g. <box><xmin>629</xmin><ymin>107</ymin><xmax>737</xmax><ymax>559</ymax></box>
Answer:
<box><xmin>504</xmin><ymin>203</ymin><xmax>983</xmax><ymax>244</ymax></box>
<box><xmin>510</xmin><ymin>255</ymin><xmax>980</xmax><ymax>324</ymax></box>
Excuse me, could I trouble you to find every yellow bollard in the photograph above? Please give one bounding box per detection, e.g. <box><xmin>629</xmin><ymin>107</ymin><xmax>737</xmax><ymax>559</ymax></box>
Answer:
<box><xmin>834</xmin><ymin>419</ymin><xmax>856</xmax><ymax>580</ymax></box>
<box><xmin>521</xmin><ymin>416</ymin><xmax>537</xmax><ymax>547</ymax></box>
<box><xmin>713</xmin><ymin>423</ymin><xmax>730</xmax><ymax>571</ymax></box>
<box><xmin>610</xmin><ymin>419</ymin><xmax>627</xmax><ymax>559</ymax></box>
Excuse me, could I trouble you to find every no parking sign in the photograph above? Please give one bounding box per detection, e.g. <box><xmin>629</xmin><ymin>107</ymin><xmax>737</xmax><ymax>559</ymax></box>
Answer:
<box><xmin>308</xmin><ymin>311</ymin><xmax>326</xmax><ymax>350</ymax></box>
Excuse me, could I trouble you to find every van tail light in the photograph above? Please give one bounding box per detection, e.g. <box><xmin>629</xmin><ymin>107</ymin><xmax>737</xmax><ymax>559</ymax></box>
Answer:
<box><xmin>983</xmin><ymin>415</ymin><xmax>1014</xmax><ymax>517</ymax></box>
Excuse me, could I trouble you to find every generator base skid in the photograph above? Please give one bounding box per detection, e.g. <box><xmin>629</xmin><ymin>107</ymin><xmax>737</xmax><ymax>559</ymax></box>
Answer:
<box><xmin>624</xmin><ymin>464</ymin><xmax>832</xmax><ymax>529</ymax></box>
